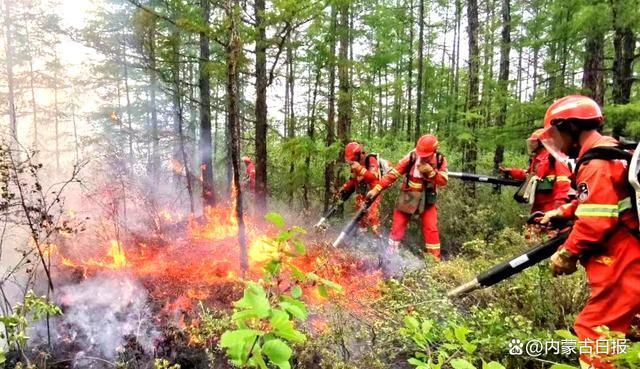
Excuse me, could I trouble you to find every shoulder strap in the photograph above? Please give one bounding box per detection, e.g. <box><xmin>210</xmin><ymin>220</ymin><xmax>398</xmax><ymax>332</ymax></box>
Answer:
<box><xmin>574</xmin><ymin>146</ymin><xmax>632</xmax><ymax>175</ymax></box>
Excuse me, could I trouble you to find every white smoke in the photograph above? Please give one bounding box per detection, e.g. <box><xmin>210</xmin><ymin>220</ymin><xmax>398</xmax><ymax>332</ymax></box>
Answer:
<box><xmin>38</xmin><ymin>274</ymin><xmax>160</xmax><ymax>362</ymax></box>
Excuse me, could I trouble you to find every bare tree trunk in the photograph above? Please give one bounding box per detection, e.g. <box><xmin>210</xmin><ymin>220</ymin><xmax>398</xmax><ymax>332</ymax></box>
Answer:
<box><xmin>199</xmin><ymin>0</ymin><xmax>216</xmax><ymax>207</ymax></box>
<box><xmin>493</xmin><ymin>0</ymin><xmax>510</xmax><ymax>174</ymax></box>
<box><xmin>465</xmin><ymin>0</ymin><xmax>480</xmax><ymax>194</ymax></box>
<box><xmin>122</xmin><ymin>37</ymin><xmax>134</xmax><ymax>164</ymax></box>
<box><xmin>611</xmin><ymin>0</ymin><xmax>636</xmax><ymax>105</ymax></box>
<box><xmin>414</xmin><ymin>0</ymin><xmax>424</xmax><ymax>140</ymax></box>
<box><xmin>406</xmin><ymin>0</ymin><xmax>414</xmax><ymax>140</ymax></box>
<box><xmin>303</xmin><ymin>66</ymin><xmax>321</xmax><ymax>210</ymax></box>
<box><xmin>26</xmin><ymin>19</ymin><xmax>38</xmax><ymax>150</ymax></box>
<box><xmin>254</xmin><ymin>0</ymin><xmax>268</xmax><ymax>214</ymax></box>
<box><xmin>54</xmin><ymin>49</ymin><xmax>60</xmax><ymax>172</ymax></box>
<box><xmin>149</xmin><ymin>21</ymin><xmax>160</xmax><ymax>180</ymax></box>
<box><xmin>226</xmin><ymin>0</ymin><xmax>248</xmax><ymax>274</ymax></box>
<box><xmin>3</xmin><ymin>0</ymin><xmax>17</xmax><ymax>140</ymax></box>
<box><xmin>323</xmin><ymin>7</ymin><xmax>338</xmax><ymax>211</ymax></box>
<box><xmin>582</xmin><ymin>32</ymin><xmax>605</xmax><ymax>106</ymax></box>
<box><xmin>336</xmin><ymin>1</ymin><xmax>351</xmax><ymax>194</ymax></box>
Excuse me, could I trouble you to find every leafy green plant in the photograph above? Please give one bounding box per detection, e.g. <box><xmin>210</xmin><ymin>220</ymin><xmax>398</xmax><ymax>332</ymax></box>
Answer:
<box><xmin>400</xmin><ymin>314</ymin><xmax>506</xmax><ymax>369</ymax></box>
<box><xmin>154</xmin><ymin>358</ymin><xmax>181</xmax><ymax>369</ymax></box>
<box><xmin>0</xmin><ymin>291</ymin><xmax>62</xmax><ymax>364</ymax></box>
<box><xmin>219</xmin><ymin>212</ymin><xmax>342</xmax><ymax>369</ymax></box>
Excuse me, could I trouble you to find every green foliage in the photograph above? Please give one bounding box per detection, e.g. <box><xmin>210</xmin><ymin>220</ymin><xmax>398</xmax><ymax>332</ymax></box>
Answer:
<box><xmin>401</xmin><ymin>314</ymin><xmax>505</xmax><ymax>369</ymax></box>
<box><xmin>219</xmin><ymin>214</ymin><xmax>342</xmax><ymax>368</ymax></box>
<box><xmin>0</xmin><ymin>291</ymin><xmax>62</xmax><ymax>364</ymax></box>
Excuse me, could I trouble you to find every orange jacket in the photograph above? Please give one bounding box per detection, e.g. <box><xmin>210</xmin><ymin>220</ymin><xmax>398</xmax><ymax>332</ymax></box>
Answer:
<box><xmin>505</xmin><ymin>149</ymin><xmax>572</xmax><ymax>212</ymax></box>
<box><xmin>340</xmin><ymin>154</ymin><xmax>380</xmax><ymax>195</ymax></box>
<box><xmin>557</xmin><ymin>133</ymin><xmax>639</xmax><ymax>256</ymax></box>
<box><xmin>377</xmin><ymin>151</ymin><xmax>448</xmax><ymax>193</ymax></box>
<box><xmin>245</xmin><ymin>162</ymin><xmax>256</xmax><ymax>191</ymax></box>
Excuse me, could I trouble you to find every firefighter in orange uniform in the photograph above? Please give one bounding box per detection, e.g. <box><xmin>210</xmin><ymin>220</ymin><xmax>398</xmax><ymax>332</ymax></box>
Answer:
<box><xmin>367</xmin><ymin>134</ymin><xmax>448</xmax><ymax>261</ymax></box>
<box><xmin>337</xmin><ymin>142</ymin><xmax>382</xmax><ymax>235</ymax></box>
<box><xmin>500</xmin><ymin>129</ymin><xmax>572</xmax><ymax>213</ymax></box>
<box><xmin>539</xmin><ymin>95</ymin><xmax>640</xmax><ymax>369</ymax></box>
<box><xmin>242</xmin><ymin>156</ymin><xmax>256</xmax><ymax>192</ymax></box>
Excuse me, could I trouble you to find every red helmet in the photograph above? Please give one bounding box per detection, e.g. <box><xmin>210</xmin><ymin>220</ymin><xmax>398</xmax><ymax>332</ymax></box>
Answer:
<box><xmin>415</xmin><ymin>134</ymin><xmax>438</xmax><ymax>157</ymax></box>
<box><xmin>543</xmin><ymin>95</ymin><xmax>603</xmax><ymax>128</ymax></box>
<box><xmin>344</xmin><ymin>142</ymin><xmax>363</xmax><ymax>162</ymax></box>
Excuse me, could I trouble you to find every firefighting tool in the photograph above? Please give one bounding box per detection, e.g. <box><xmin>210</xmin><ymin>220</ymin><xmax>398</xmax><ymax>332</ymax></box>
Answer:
<box><xmin>447</xmin><ymin>171</ymin><xmax>522</xmax><ymax>187</ymax></box>
<box><xmin>447</xmin><ymin>231</ymin><xmax>570</xmax><ymax>297</ymax></box>
<box><xmin>314</xmin><ymin>190</ymin><xmax>354</xmax><ymax>230</ymax></box>
<box><xmin>332</xmin><ymin>195</ymin><xmax>379</xmax><ymax>247</ymax></box>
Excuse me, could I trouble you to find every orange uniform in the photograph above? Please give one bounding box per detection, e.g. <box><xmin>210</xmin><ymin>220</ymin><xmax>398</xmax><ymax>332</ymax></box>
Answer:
<box><xmin>504</xmin><ymin>149</ymin><xmax>572</xmax><ymax>213</ymax></box>
<box><xmin>245</xmin><ymin>161</ymin><xmax>256</xmax><ymax>191</ymax></box>
<box><xmin>374</xmin><ymin>151</ymin><xmax>448</xmax><ymax>259</ymax></box>
<box><xmin>339</xmin><ymin>155</ymin><xmax>382</xmax><ymax>233</ymax></box>
<box><xmin>555</xmin><ymin>133</ymin><xmax>640</xmax><ymax>368</ymax></box>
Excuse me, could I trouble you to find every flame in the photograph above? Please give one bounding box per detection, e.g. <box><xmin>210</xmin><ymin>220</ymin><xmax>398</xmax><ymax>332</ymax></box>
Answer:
<box><xmin>50</xmin><ymin>204</ymin><xmax>383</xmax><ymax>344</ymax></box>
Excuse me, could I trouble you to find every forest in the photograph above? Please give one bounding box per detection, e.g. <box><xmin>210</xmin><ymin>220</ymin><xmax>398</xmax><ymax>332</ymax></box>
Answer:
<box><xmin>1</xmin><ymin>0</ymin><xmax>640</xmax><ymax>368</ymax></box>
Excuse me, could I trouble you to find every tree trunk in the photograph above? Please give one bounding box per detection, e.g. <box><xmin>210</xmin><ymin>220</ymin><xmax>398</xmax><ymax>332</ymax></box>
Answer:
<box><xmin>26</xmin><ymin>19</ymin><xmax>38</xmax><ymax>150</ymax></box>
<box><xmin>323</xmin><ymin>7</ymin><xmax>338</xmax><ymax>211</ymax></box>
<box><xmin>414</xmin><ymin>0</ymin><xmax>424</xmax><ymax>140</ymax></box>
<box><xmin>611</xmin><ymin>1</ymin><xmax>635</xmax><ymax>105</ymax></box>
<box><xmin>465</xmin><ymin>0</ymin><xmax>480</xmax><ymax>194</ymax></box>
<box><xmin>54</xmin><ymin>49</ymin><xmax>60</xmax><ymax>172</ymax></box>
<box><xmin>4</xmin><ymin>0</ymin><xmax>17</xmax><ymax>140</ymax></box>
<box><xmin>303</xmin><ymin>66</ymin><xmax>321</xmax><ymax>210</ymax></box>
<box><xmin>406</xmin><ymin>0</ymin><xmax>414</xmax><ymax>140</ymax></box>
<box><xmin>254</xmin><ymin>0</ymin><xmax>268</xmax><ymax>214</ymax></box>
<box><xmin>226</xmin><ymin>0</ymin><xmax>248</xmax><ymax>274</ymax></box>
<box><xmin>172</xmin><ymin>30</ymin><xmax>194</xmax><ymax>213</ymax></box>
<box><xmin>582</xmin><ymin>32</ymin><xmax>605</xmax><ymax>106</ymax></box>
<box><xmin>199</xmin><ymin>0</ymin><xmax>216</xmax><ymax>207</ymax></box>
<box><xmin>149</xmin><ymin>20</ymin><xmax>160</xmax><ymax>180</ymax></box>
<box><xmin>493</xmin><ymin>0</ymin><xmax>510</xmax><ymax>174</ymax></box>
<box><xmin>122</xmin><ymin>37</ymin><xmax>134</xmax><ymax>164</ymax></box>
<box><xmin>336</xmin><ymin>0</ymin><xmax>351</xmax><ymax>195</ymax></box>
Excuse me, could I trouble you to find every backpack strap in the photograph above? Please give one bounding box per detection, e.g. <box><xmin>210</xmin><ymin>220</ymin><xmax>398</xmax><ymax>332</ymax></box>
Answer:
<box><xmin>574</xmin><ymin>146</ymin><xmax>632</xmax><ymax>176</ymax></box>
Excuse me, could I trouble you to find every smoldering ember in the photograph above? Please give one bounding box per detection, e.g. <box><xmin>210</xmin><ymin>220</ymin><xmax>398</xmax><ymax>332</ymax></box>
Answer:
<box><xmin>1</xmin><ymin>0</ymin><xmax>640</xmax><ymax>369</ymax></box>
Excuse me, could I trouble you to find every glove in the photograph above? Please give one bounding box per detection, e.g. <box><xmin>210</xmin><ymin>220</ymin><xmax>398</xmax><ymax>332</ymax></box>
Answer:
<box><xmin>417</xmin><ymin>163</ymin><xmax>435</xmax><ymax>178</ymax></box>
<box><xmin>540</xmin><ymin>208</ymin><xmax>564</xmax><ymax>226</ymax></box>
<box><xmin>366</xmin><ymin>185</ymin><xmax>381</xmax><ymax>201</ymax></box>
<box><xmin>498</xmin><ymin>166</ymin><xmax>511</xmax><ymax>177</ymax></box>
<box><xmin>549</xmin><ymin>248</ymin><xmax>578</xmax><ymax>277</ymax></box>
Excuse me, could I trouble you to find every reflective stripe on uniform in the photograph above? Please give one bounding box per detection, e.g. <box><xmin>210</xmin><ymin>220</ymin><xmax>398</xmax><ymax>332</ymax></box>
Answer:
<box><xmin>439</xmin><ymin>171</ymin><xmax>449</xmax><ymax>180</ymax></box>
<box><xmin>358</xmin><ymin>167</ymin><xmax>367</xmax><ymax>176</ymax></box>
<box><xmin>407</xmin><ymin>180</ymin><xmax>423</xmax><ymax>189</ymax></box>
<box><xmin>389</xmin><ymin>168</ymin><xmax>401</xmax><ymax>177</ymax></box>
<box><xmin>556</xmin><ymin>175</ymin><xmax>571</xmax><ymax>183</ymax></box>
<box><xmin>575</xmin><ymin>197</ymin><xmax>632</xmax><ymax>218</ymax></box>
<box><xmin>425</xmin><ymin>243</ymin><xmax>440</xmax><ymax>250</ymax></box>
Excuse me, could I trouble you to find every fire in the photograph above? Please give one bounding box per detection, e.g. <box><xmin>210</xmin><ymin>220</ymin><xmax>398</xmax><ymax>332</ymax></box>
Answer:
<box><xmin>50</xmin><ymin>203</ymin><xmax>383</xmax><ymax>342</ymax></box>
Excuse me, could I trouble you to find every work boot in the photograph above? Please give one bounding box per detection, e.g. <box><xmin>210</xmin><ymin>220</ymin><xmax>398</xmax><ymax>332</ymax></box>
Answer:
<box><xmin>425</xmin><ymin>244</ymin><xmax>441</xmax><ymax>262</ymax></box>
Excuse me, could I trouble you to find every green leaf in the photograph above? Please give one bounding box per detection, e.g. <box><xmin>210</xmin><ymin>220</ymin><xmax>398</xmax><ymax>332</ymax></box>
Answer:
<box><xmin>262</xmin><ymin>339</ymin><xmax>293</xmax><ymax>369</ymax></box>
<box><xmin>290</xmin><ymin>285</ymin><xmax>302</xmax><ymax>299</ymax></box>
<box><xmin>320</xmin><ymin>277</ymin><xmax>343</xmax><ymax>293</ymax></box>
<box><xmin>270</xmin><ymin>309</ymin><xmax>306</xmax><ymax>343</ymax></box>
<box><xmin>234</xmin><ymin>282</ymin><xmax>271</xmax><ymax>320</ymax></box>
<box><xmin>404</xmin><ymin>315</ymin><xmax>420</xmax><ymax>331</ymax></box>
<box><xmin>450</xmin><ymin>358</ymin><xmax>477</xmax><ymax>369</ymax></box>
<box><xmin>290</xmin><ymin>265</ymin><xmax>307</xmax><ymax>281</ymax></box>
<box><xmin>317</xmin><ymin>284</ymin><xmax>328</xmax><ymax>298</ymax></box>
<box><xmin>292</xmin><ymin>239</ymin><xmax>306</xmax><ymax>254</ymax></box>
<box><xmin>0</xmin><ymin>349</ymin><xmax>5</xmax><ymax>365</ymax></box>
<box><xmin>482</xmin><ymin>361</ymin><xmax>506</xmax><ymax>369</ymax></box>
<box><xmin>279</xmin><ymin>297</ymin><xmax>308</xmax><ymax>320</ymax></box>
<box><xmin>408</xmin><ymin>357</ymin><xmax>427</xmax><ymax>367</ymax></box>
<box><xmin>555</xmin><ymin>329</ymin><xmax>578</xmax><ymax>340</ymax></box>
<box><xmin>219</xmin><ymin>329</ymin><xmax>263</xmax><ymax>363</ymax></box>
<box><xmin>265</xmin><ymin>212</ymin><xmax>285</xmax><ymax>229</ymax></box>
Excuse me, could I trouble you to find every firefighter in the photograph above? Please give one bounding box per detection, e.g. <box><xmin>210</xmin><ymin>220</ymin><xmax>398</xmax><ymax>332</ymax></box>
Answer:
<box><xmin>241</xmin><ymin>156</ymin><xmax>256</xmax><ymax>192</ymax></box>
<box><xmin>538</xmin><ymin>95</ymin><xmax>640</xmax><ymax>369</ymax></box>
<box><xmin>336</xmin><ymin>142</ymin><xmax>382</xmax><ymax>235</ymax></box>
<box><xmin>366</xmin><ymin>134</ymin><xmax>448</xmax><ymax>261</ymax></box>
<box><xmin>500</xmin><ymin>128</ymin><xmax>572</xmax><ymax>214</ymax></box>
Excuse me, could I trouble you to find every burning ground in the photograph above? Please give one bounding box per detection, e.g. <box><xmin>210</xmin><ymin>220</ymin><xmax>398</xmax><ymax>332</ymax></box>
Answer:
<box><xmin>37</xmin><ymin>202</ymin><xmax>387</xmax><ymax>367</ymax></box>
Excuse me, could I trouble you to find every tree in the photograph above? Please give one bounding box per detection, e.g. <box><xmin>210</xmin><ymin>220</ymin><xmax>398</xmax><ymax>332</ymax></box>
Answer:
<box><xmin>464</xmin><ymin>0</ymin><xmax>480</xmax><ymax>194</ymax></box>
<box><xmin>254</xmin><ymin>0</ymin><xmax>268</xmax><ymax>214</ymax></box>
<box><xmin>199</xmin><ymin>0</ymin><xmax>216</xmax><ymax>207</ymax></box>
<box><xmin>3</xmin><ymin>0</ymin><xmax>17</xmax><ymax>140</ymax></box>
<box><xmin>414</xmin><ymin>0</ymin><xmax>424</xmax><ymax>140</ymax></box>
<box><xmin>493</xmin><ymin>0</ymin><xmax>511</xmax><ymax>174</ymax></box>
